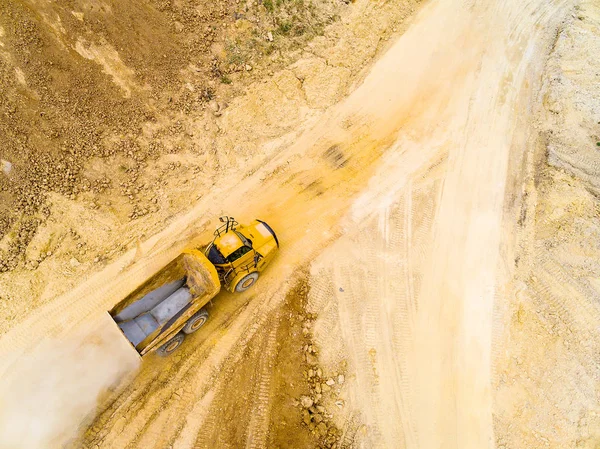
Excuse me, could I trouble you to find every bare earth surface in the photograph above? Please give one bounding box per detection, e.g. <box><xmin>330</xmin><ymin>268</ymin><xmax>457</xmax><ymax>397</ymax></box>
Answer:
<box><xmin>2</xmin><ymin>0</ymin><xmax>600</xmax><ymax>448</ymax></box>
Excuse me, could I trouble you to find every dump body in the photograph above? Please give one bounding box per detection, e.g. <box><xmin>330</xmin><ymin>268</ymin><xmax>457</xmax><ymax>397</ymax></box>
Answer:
<box><xmin>109</xmin><ymin>249</ymin><xmax>220</xmax><ymax>356</ymax></box>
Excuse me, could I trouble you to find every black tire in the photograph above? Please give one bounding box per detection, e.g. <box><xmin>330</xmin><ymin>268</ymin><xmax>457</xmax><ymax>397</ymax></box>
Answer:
<box><xmin>235</xmin><ymin>272</ymin><xmax>259</xmax><ymax>293</ymax></box>
<box><xmin>156</xmin><ymin>332</ymin><xmax>185</xmax><ymax>357</ymax></box>
<box><xmin>182</xmin><ymin>309</ymin><xmax>209</xmax><ymax>334</ymax></box>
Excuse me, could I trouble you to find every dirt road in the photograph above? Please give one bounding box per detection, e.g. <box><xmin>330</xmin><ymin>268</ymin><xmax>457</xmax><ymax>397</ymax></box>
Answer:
<box><xmin>308</xmin><ymin>1</ymin><xmax>572</xmax><ymax>447</ymax></box>
<box><xmin>0</xmin><ymin>0</ymin><xmax>585</xmax><ymax>448</ymax></box>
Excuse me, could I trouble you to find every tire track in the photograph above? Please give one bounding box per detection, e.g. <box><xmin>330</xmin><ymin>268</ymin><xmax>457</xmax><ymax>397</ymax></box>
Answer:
<box><xmin>171</xmin><ymin>391</ymin><xmax>216</xmax><ymax>449</ymax></box>
<box><xmin>245</xmin><ymin>320</ymin><xmax>280</xmax><ymax>449</ymax></box>
<box><xmin>532</xmin><ymin>253</ymin><xmax>600</xmax><ymax>344</ymax></box>
<box><xmin>315</xmin><ymin>183</ymin><xmax>431</xmax><ymax>448</ymax></box>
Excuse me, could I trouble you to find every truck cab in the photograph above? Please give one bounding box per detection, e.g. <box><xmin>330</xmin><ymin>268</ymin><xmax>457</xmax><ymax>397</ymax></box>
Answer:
<box><xmin>205</xmin><ymin>217</ymin><xmax>279</xmax><ymax>292</ymax></box>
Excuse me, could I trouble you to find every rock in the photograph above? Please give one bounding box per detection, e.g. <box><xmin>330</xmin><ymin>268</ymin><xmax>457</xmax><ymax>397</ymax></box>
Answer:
<box><xmin>326</xmin><ymin>378</ymin><xmax>335</xmax><ymax>386</ymax></box>
<box><xmin>316</xmin><ymin>422</ymin><xmax>328</xmax><ymax>437</ymax></box>
<box><xmin>1</xmin><ymin>159</ymin><xmax>12</xmax><ymax>175</ymax></box>
<box><xmin>300</xmin><ymin>396</ymin><xmax>314</xmax><ymax>408</ymax></box>
<box><xmin>302</xmin><ymin>409</ymin><xmax>311</xmax><ymax>425</ymax></box>
<box><xmin>313</xmin><ymin>413</ymin><xmax>323</xmax><ymax>423</ymax></box>
<box><xmin>245</xmin><ymin>64</ymin><xmax>253</xmax><ymax>71</ymax></box>
<box><xmin>69</xmin><ymin>257</ymin><xmax>80</xmax><ymax>267</ymax></box>
<box><xmin>317</xmin><ymin>405</ymin><xmax>326</xmax><ymax>413</ymax></box>
<box><xmin>547</xmin><ymin>99</ymin><xmax>562</xmax><ymax>114</ymax></box>
<box><xmin>315</xmin><ymin>383</ymin><xmax>322</xmax><ymax>394</ymax></box>
<box><xmin>267</xmin><ymin>31</ymin><xmax>273</xmax><ymax>41</ymax></box>
<box><xmin>335</xmin><ymin>400</ymin><xmax>344</xmax><ymax>408</ymax></box>
<box><xmin>316</xmin><ymin>368</ymin><xmax>322</xmax><ymax>377</ymax></box>
<box><xmin>308</xmin><ymin>369</ymin><xmax>314</xmax><ymax>378</ymax></box>
<box><xmin>322</xmin><ymin>383</ymin><xmax>331</xmax><ymax>392</ymax></box>
<box><xmin>338</xmin><ymin>374</ymin><xmax>345</xmax><ymax>384</ymax></box>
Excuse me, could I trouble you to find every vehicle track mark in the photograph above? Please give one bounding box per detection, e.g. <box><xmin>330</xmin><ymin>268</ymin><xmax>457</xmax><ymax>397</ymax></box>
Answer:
<box><xmin>245</xmin><ymin>319</ymin><xmax>280</xmax><ymax>449</ymax></box>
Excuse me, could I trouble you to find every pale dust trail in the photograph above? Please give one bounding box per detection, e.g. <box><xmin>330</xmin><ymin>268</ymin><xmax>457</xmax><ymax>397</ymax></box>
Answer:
<box><xmin>0</xmin><ymin>319</ymin><xmax>139</xmax><ymax>449</ymax></box>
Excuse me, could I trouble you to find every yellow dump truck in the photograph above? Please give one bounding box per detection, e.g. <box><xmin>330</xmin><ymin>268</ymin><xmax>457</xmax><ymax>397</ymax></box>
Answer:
<box><xmin>108</xmin><ymin>217</ymin><xmax>279</xmax><ymax>357</ymax></box>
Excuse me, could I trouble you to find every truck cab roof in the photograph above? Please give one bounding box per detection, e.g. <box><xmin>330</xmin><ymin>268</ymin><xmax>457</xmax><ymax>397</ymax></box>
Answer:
<box><xmin>214</xmin><ymin>231</ymin><xmax>246</xmax><ymax>258</ymax></box>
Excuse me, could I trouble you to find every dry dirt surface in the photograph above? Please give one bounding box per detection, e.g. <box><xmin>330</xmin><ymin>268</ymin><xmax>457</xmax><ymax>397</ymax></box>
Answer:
<box><xmin>2</xmin><ymin>0</ymin><xmax>600</xmax><ymax>448</ymax></box>
<box><xmin>0</xmin><ymin>0</ymin><xmax>349</xmax><ymax>272</ymax></box>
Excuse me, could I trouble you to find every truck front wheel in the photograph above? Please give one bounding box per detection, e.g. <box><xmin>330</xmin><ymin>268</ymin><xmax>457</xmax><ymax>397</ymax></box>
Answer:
<box><xmin>183</xmin><ymin>309</ymin><xmax>209</xmax><ymax>334</ymax></box>
<box><xmin>157</xmin><ymin>332</ymin><xmax>185</xmax><ymax>356</ymax></box>
<box><xmin>235</xmin><ymin>272</ymin><xmax>259</xmax><ymax>292</ymax></box>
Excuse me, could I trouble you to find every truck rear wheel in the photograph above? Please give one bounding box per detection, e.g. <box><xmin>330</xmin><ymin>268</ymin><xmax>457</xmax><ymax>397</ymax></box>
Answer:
<box><xmin>157</xmin><ymin>332</ymin><xmax>185</xmax><ymax>356</ymax></box>
<box><xmin>235</xmin><ymin>272</ymin><xmax>259</xmax><ymax>292</ymax></box>
<box><xmin>183</xmin><ymin>309</ymin><xmax>209</xmax><ymax>334</ymax></box>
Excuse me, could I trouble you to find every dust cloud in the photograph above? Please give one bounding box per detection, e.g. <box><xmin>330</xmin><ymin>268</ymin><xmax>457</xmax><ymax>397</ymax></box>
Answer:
<box><xmin>0</xmin><ymin>329</ymin><xmax>139</xmax><ymax>449</ymax></box>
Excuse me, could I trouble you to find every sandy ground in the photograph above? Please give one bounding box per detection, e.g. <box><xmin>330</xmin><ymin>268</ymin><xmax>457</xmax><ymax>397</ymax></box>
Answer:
<box><xmin>2</xmin><ymin>0</ymin><xmax>600</xmax><ymax>448</ymax></box>
<box><xmin>493</xmin><ymin>2</ymin><xmax>600</xmax><ymax>447</ymax></box>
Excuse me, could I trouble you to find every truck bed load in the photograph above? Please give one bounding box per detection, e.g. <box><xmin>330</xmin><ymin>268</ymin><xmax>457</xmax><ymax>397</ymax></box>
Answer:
<box><xmin>109</xmin><ymin>249</ymin><xmax>220</xmax><ymax>356</ymax></box>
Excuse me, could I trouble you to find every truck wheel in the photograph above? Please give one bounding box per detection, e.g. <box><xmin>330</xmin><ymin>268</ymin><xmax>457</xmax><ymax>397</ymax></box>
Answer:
<box><xmin>235</xmin><ymin>272</ymin><xmax>259</xmax><ymax>292</ymax></box>
<box><xmin>182</xmin><ymin>309</ymin><xmax>209</xmax><ymax>334</ymax></box>
<box><xmin>157</xmin><ymin>332</ymin><xmax>185</xmax><ymax>357</ymax></box>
